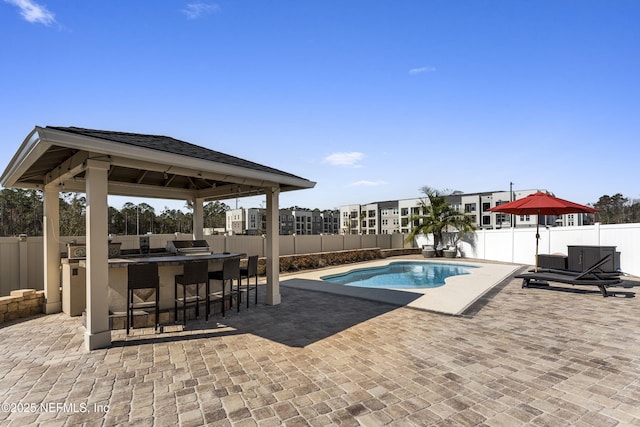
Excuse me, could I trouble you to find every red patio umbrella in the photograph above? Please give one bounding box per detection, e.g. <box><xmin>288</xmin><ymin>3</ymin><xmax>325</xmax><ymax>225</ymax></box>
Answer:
<box><xmin>488</xmin><ymin>191</ymin><xmax>598</xmax><ymax>271</ymax></box>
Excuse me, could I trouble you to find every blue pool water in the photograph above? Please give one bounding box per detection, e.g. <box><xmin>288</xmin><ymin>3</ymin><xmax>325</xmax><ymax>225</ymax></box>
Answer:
<box><xmin>321</xmin><ymin>262</ymin><xmax>475</xmax><ymax>289</ymax></box>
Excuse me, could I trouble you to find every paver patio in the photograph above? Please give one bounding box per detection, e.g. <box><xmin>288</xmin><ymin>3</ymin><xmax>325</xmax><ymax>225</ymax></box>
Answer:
<box><xmin>1</xmin><ymin>258</ymin><xmax>639</xmax><ymax>426</ymax></box>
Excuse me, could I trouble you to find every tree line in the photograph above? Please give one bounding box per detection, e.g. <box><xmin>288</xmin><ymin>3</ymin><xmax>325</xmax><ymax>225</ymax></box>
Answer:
<box><xmin>593</xmin><ymin>194</ymin><xmax>640</xmax><ymax>224</ymax></box>
<box><xmin>0</xmin><ymin>188</ymin><xmax>230</xmax><ymax>237</ymax></box>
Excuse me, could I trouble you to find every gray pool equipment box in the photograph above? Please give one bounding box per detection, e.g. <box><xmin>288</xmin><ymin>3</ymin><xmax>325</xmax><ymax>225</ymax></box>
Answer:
<box><xmin>567</xmin><ymin>245</ymin><xmax>619</xmax><ymax>272</ymax></box>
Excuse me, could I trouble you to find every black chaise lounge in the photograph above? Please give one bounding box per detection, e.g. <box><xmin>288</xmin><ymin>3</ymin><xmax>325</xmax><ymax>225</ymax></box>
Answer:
<box><xmin>515</xmin><ymin>254</ymin><xmax>622</xmax><ymax>297</ymax></box>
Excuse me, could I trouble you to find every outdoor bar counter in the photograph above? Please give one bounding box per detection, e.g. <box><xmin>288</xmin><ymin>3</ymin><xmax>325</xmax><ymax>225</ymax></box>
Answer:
<box><xmin>71</xmin><ymin>252</ymin><xmax>246</xmax><ymax>317</ymax></box>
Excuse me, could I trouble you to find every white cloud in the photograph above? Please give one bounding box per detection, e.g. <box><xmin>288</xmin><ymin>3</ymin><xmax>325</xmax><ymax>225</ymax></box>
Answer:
<box><xmin>322</xmin><ymin>152</ymin><xmax>365</xmax><ymax>167</ymax></box>
<box><xmin>409</xmin><ymin>66</ymin><xmax>436</xmax><ymax>75</ymax></box>
<box><xmin>182</xmin><ymin>2</ymin><xmax>220</xmax><ymax>19</ymax></box>
<box><xmin>349</xmin><ymin>180</ymin><xmax>388</xmax><ymax>187</ymax></box>
<box><xmin>4</xmin><ymin>0</ymin><xmax>55</xmax><ymax>25</ymax></box>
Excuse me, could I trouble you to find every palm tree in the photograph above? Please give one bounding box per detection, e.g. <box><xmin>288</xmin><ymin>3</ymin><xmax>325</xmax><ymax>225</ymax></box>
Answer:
<box><xmin>406</xmin><ymin>187</ymin><xmax>475</xmax><ymax>254</ymax></box>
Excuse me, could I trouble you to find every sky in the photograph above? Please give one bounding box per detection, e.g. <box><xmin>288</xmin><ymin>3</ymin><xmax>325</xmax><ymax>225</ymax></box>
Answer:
<box><xmin>1</xmin><ymin>0</ymin><xmax>639</xmax><ymax>213</ymax></box>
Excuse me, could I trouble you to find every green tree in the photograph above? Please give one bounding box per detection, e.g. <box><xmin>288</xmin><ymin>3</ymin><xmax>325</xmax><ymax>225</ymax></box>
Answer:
<box><xmin>0</xmin><ymin>188</ymin><xmax>43</xmax><ymax>236</ymax></box>
<box><xmin>137</xmin><ymin>202</ymin><xmax>156</xmax><ymax>234</ymax></box>
<box><xmin>203</xmin><ymin>201</ymin><xmax>230</xmax><ymax>229</ymax></box>
<box><xmin>406</xmin><ymin>186</ymin><xmax>475</xmax><ymax>251</ymax></box>
<box><xmin>594</xmin><ymin>194</ymin><xmax>629</xmax><ymax>224</ymax></box>
<box><xmin>59</xmin><ymin>192</ymin><xmax>86</xmax><ymax>236</ymax></box>
<box><xmin>630</xmin><ymin>199</ymin><xmax>640</xmax><ymax>223</ymax></box>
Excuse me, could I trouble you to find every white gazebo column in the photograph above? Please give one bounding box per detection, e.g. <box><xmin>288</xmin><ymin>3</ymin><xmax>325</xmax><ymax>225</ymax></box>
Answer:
<box><xmin>43</xmin><ymin>185</ymin><xmax>61</xmax><ymax>313</ymax></box>
<box><xmin>84</xmin><ymin>159</ymin><xmax>111</xmax><ymax>350</ymax></box>
<box><xmin>265</xmin><ymin>186</ymin><xmax>281</xmax><ymax>305</ymax></box>
<box><xmin>193</xmin><ymin>197</ymin><xmax>204</xmax><ymax>240</ymax></box>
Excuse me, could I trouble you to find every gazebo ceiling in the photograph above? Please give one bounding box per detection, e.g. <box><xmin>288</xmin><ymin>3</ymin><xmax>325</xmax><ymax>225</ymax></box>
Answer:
<box><xmin>1</xmin><ymin>126</ymin><xmax>316</xmax><ymax>201</ymax></box>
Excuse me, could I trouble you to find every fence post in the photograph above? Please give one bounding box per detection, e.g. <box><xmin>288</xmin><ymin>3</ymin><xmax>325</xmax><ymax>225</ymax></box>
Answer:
<box><xmin>19</xmin><ymin>234</ymin><xmax>28</xmax><ymax>289</ymax></box>
<box><xmin>595</xmin><ymin>222</ymin><xmax>601</xmax><ymax>245</ymax></box>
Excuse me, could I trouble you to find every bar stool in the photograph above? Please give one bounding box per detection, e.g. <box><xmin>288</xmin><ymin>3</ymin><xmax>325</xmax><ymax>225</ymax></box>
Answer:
<box><xmin>174</xmin><ymin>259</ymin><xmax>208</xmax><ymax>326</ymax></box>
<box><xmin>207</xmin><ymin>257</ymin><xmax>240</xmax><ymax>318</ymax></box>
<box><xmin>126</xmin><ymin>262</ymin><xmax>160</xmax><ymax>335</ymax></box>
<box><xmin>239</xmin><ymin>255</ymin><xmax>259</xmax><ymax>308</ymax></box>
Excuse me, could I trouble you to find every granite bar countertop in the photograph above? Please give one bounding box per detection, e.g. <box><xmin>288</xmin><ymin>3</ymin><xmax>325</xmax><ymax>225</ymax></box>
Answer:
<box><xmin>78</xmin><ymin>252</ymin><xmax>246</xmax><ymax>268</ymax></box>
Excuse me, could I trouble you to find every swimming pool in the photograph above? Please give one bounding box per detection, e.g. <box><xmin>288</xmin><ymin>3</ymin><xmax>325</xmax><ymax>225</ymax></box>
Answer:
<box><xmin>320</xmin><ymin>261</ymin><xmax>476</xmax><ymax>289</ymax></box>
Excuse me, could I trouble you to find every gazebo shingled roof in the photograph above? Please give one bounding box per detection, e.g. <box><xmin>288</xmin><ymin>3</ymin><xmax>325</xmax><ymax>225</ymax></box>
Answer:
<box><xmin>2</xmin><ymin>126</ymin><xmax>315</xmax><ymax>201</ymax></box>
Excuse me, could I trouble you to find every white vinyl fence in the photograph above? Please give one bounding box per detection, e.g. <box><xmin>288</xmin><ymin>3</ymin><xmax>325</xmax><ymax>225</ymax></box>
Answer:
<box><xmin>2</xmin><ymin>223</ymin><xmax>639</xmax><ymax>297</ymax></box>
<box><xmin>454</xmin><ymin>222</ymin><xmax>640</xmax><ymax>276</ymax></box>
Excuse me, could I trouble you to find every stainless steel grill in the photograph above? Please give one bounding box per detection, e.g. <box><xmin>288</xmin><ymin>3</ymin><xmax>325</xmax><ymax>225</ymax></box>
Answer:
<box><xmin>166</xmin><ymin>240</ymin><xmax>211</xmax><ymax>256</ymax></box>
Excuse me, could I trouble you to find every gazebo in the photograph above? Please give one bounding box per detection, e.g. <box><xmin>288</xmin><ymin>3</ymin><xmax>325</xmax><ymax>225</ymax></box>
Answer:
<box><xmin>0</xmin><ymin>126</ymin><xmax>316</xmax><ymax>350</ymax></box>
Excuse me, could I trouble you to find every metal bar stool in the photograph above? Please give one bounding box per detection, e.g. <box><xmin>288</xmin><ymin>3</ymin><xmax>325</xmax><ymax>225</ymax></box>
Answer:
<box><xmin>207</xmin><ymin>257</ymin><xmax>240</xmax><ymax>318</ymax></box>
<box><xmin>174</xmin><ymin>259</ymin><xmax>208</xmax><ymax>326</ymax></box>
<box><xmin>126</xmin><ymin>262</ymin><xmax>160</xmax><ymax>335</ymax></box>
<box><xmin>239</xmin><ymin>255</ymin><xmax>259</xmax><ymax>308</ymax></box>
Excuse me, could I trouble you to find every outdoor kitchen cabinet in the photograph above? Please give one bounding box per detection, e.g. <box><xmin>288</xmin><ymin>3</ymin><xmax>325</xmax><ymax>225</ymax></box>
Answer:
<box><xmin>567</xmin><ymin>245</ymin><xmax>619</xmax><ymax>272</ymax></box>
<box><xmin>61</xmin><ymin>259</ymin><xmax>86</xmax><ymax>316</ymax></box>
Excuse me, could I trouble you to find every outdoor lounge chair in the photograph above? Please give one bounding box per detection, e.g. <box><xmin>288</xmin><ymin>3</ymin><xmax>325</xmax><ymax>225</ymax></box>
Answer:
<box><xmin>515</xmin><ymin>254</ymin><xmax>622</xmax><ymax>297</ymax></box>
<box><xmin>529</xmin><ymin>254</ymin><xmax>620</xmax><ymax>280</ymax></box>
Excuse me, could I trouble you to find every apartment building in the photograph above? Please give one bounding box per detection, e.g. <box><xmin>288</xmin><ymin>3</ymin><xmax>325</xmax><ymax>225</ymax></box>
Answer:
<box><xmin>320</xmin><ymin>210</ymin><xmax>341</xmax><ymax>234</ymax></box>
<box><xmin>227</xmin><ymin>208</ymin><xmax>340</xmax><ymax>235</ymax></box>
<box><xmin>341</xmin><ymin>204</ymin><xmax>363</xmax><ymax>235</ymax></box>
<box><xmin>226</xmin><ymin>189</ymin><xmax>583</xmax><ymax>236</ymax></box>
<box><xmin>339</xmin><ymin>189</ymin><xmax>560</xmax><ymax>235</ymax></box>
<box><xmin>399</xmin><ymin>198</ymin><xmax>423</xmax><ymax>234</ymax></box>
<box><xmin>226</xmin><ymin>208</ymin><xmax>266</xmax><ymax>235</ymax></box>
<box><xmin>453</xmin><ymin>189</ymin><xmax>541</xmax><ymax>230</ymax></box>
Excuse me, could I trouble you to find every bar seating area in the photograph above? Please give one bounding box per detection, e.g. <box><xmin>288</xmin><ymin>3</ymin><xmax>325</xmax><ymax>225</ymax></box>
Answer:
<box><xmin>68</xmin><ymin>239</ymin><xmax>262</xmax><ymax>332</ymax></box>
<box><xmin>115</xmin><ymin>240</ymin><xmax>264</xmax><ymax>332</ymax></box>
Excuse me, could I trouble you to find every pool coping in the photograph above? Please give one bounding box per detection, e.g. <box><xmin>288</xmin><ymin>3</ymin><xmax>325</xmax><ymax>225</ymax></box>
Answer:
<box><xmin>280</xmin><ymin>258</ymin><xmax>523</xmax><ymax>316</ymax></box>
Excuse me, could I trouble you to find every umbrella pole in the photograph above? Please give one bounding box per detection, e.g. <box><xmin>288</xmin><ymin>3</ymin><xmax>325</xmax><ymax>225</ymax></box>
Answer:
<box><xmin>535</xmin><ymin>213</ymin><xmax>540</xmax><ymax>272</ymax></box>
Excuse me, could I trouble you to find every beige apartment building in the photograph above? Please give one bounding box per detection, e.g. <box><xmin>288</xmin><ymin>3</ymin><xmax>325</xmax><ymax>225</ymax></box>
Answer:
<box><xmin>338</xmin><ymin>189</ymin><xmax>589</xmax><ymax>235</ymax></box>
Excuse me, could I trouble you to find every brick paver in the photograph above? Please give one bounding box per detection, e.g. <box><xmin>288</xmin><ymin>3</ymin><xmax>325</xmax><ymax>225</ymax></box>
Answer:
<box><xmin>1</xmin><ymin>262</ymin><xmax>639</xmax><ymax>426</ymax></box>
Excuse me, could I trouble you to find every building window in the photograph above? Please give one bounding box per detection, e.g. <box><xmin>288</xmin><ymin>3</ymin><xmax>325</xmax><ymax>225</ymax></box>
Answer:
<box><xmin>482</xmin><ymin>216</ymin><xmax>491</xmax><ymax>225</ymax></box>
<box><xmin>482</xmin><ymin>202</ymin><xmax>491</xmax><ymax>212</ymax></box>
<box><xmin>464</xmin><ymin>203</ymin><xmax>476</xmax><ymax>213</ymax></box>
